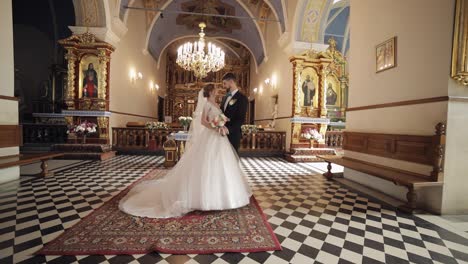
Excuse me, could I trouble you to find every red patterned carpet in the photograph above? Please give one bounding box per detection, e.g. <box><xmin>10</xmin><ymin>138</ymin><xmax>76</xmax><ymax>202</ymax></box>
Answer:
<box><xmin>38</xmin><ymin>169</ymin><xmax>281</xmax><ymax>255</ymax></box>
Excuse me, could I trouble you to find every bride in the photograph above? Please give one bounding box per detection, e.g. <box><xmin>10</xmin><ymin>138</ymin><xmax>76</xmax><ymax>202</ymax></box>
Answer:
<box><xmin>119</xmin><ymin>84</ymin><xmax>252</xmax><ymax>218</ymax></box>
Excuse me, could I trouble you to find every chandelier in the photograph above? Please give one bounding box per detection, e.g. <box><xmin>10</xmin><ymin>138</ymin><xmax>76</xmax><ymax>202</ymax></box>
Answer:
<box><xmin>176</xmin><ymin>22</ymin><xmax>225</xmax><ymax>79</ymax></box>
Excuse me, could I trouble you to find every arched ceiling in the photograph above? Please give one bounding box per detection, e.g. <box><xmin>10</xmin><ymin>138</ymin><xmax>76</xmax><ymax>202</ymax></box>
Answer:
<box><xmin>324</xmin><ymin>0</ymin><xmax>349</xmax><ymax>55</ymax></box>
<box><xmin>295</xmin><ymin>0</ymin><xmax>349</xmax><ymax>55</ymax></box>
<box><xmin>120</xmin><ymin>0</ymin><xmax>287</xmax><ymax>67</ymax></box>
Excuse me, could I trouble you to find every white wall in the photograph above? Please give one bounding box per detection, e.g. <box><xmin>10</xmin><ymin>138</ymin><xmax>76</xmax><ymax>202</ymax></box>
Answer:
<box><xmin>0</xmin><ymin>0</ymin><xmax>20</xmax><ymax>184</ymax></box>
<box><xmin>346</xmin><ymin>0</ymin><xmax>455</xmax><ymax>213</ymax></box>
<box><xmin>442</xmin><ymin>79</ymin><xmax>468</xmax><ymax>213</ymax></box>
<box><xmin>109</xmin><ymin>8</ymin><xmax>166</xmax><ymax>133</ymax></box>
<box><xmin>251</xmin><ymin>0</ymin><xmax>300</xmax><ymax>150</ymax></box>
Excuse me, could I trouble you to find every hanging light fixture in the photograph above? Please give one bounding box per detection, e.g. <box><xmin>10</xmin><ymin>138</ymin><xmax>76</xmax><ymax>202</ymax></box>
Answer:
<box><xmin>176</xmin><ymin>22</ymin><xmax>225</xmax><ymax>79</ymax></box>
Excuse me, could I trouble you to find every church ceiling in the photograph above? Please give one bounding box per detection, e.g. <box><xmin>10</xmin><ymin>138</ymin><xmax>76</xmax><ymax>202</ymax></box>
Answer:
<box><xmin>176</xmin><ymin>0</ymin><xmax>241</xmax><ymax>33</ymax></box>
<box><xmin>120</xmin><ymin>0</ymin><xmax>286</xmax><ymax>66</ymax></box>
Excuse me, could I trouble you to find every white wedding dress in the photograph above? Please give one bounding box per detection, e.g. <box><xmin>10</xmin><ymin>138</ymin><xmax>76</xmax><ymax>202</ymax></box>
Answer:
<box><xmin>119</xmin><ymin>91</ymin><xmax>252</xmax><ymax>218</ymax></box>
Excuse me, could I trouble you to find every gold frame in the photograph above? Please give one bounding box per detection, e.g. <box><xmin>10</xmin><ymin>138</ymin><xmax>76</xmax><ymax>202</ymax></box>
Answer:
<box><xmin>376</xmin><ymin>36</ymin><xmax>397</xmax><ymax>73</ymax></box>
<box><xmin>451</xmin><ymin>0</ymin><xmax>468</xmax><ymax>85</ymax></box>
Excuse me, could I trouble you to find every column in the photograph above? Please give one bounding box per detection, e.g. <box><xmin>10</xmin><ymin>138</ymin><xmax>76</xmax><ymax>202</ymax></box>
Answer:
<box><xmin>0</xmin><ymin>0</ymin><xmax>20</xmax><ymax>183</ymax></box>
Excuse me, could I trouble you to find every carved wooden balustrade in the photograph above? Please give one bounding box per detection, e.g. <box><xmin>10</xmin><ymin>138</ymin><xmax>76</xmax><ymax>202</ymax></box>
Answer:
<box><xmin>112</xmin><ymin>127</ymin><xmax>175</xmax><ymax>153</ymax></box>
<box><xmin>240</xmin><ymin>131</ymin><xmax>286</xmax><ymax>156</ymax></box>
<box><xmin>112</xmin><ymin>128</ymin><xmax>287</xmax><ymax>156</ymax></box>
<box><xmin>325</xmin><ymin>131</ymin><xmax>344</xmax><ymax>148</ymax></box>
<box><xmin>22</xmin><ymin>123</ymin><xmax>68</xmax><ymax>144</ymax></box>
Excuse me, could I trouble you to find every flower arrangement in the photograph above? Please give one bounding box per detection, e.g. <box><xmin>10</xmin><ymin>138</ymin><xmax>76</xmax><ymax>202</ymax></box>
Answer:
<box><xmin>68</xmin><ymin>120</ymin><xmax>97</xmax><ymax>136</ymax></box>
<box><xmin>210</xmin><ymin>114</ymin><xmax>229</xmax><ymax>136</ymax></box>
<box><xmin>241</xmin><ymin>124</ymin><xmax>259</xmax><ymax>134</ymax></box>
<box><xmin>145</xmin><ymin>121</ymin><xmax>168</xmax><ymax>130</ymax></box>
<box><xmin>301</xmin><ymin>128</ymin><xmax>323</xmax><ymax>141</ymax></box>
<box><xmin>178</xmin><ymin>116</ymin><xmax>193</xmax><ymax>128</ymax></box>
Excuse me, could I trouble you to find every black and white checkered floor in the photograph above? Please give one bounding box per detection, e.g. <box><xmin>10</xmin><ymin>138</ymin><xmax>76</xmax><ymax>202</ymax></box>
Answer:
<box><xmin>1</xmin><ymin>155</ymin><xmax>468</xmax><ymax>264</ymax></box>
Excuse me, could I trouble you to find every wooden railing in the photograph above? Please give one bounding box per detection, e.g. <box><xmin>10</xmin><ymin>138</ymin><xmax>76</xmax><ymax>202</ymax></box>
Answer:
<box><xmin>112</xmin><ymin>127</ymin><xmax>175</xmax><ymax>153</ymax></box>
<box><xmin>22</xmin><ymin>123</ymin><xmax>68</xmax><ymax>144</ymax></box>
<box><xmin>325</xmin><ymin>131</ymin><xmax>344</xmax><ymax>148</ymax></box>
<box><xmin>240</xmin><ymin>131</ymin><xmax>286</xmax><ymax>156</ymax></box>
<box><xmin>112</xmin><ymin>127</ymin><xmax>287</xmax><ymax>156</ymax></box>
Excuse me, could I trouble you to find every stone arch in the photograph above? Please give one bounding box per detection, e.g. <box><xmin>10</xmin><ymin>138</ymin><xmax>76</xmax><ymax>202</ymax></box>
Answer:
<box><xmin>73</xmin><ymin>0</ymin><xmax>110</xmax><ymax>27</ymax></box>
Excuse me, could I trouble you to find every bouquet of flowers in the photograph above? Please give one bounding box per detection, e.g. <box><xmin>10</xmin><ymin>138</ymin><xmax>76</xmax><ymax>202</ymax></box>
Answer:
<box><xmin>68</xmin><ymin>120</ymin><xmax>97</xmax><ymax>136</ymax></box>
<box><xmin>178</xmin><ymin>116</ymin><xmax>193</xmax><ymax>129</ymax></box>
<box><xmin>241</xmin><ymin>124</ymin><xmax>259</xmax><ymax>134</ymax></box>
<box><xmin>145</xmin><ymin>121</ymin><xmax>168</xmax><ymax>130</ymax></box>
<box><xmin>210</xmin><ymin>114</ymin><xmax>229</xmax><ymax>136</ymax></box>
<box><xmin>301</xmin><ymin>128</ymin><xmax>323</xmax><ymax>141</ymax></box>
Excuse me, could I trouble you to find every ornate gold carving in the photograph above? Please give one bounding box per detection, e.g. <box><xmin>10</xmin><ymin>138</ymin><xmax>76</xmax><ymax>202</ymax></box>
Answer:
<box><xmin>291</xmin><ymin>123</ymin><xmax>302</xmax><ymax>144</ymax></box>
<box><xmin>78</xmin><ymin>31</ymin><xmax>96</xmax><ymax>44</ymax></box>
<box><xmin>452</xmin><ymin>0</ymin><xmax>468</xmax><ymax>85</ymax></box>
<box><xmin>97</xmin><ymin>117</ymin><xmax>109</xmax><ymax>139</ymax></box>
<box><xmin>290</xmin><ymin>37</ymin><xmax>348</xmax><ymax>119</ymax></box>
<box><xmin>98</xmin><ymin>49</ymin><xmax>109</xmax><ymax>99</ymax></box>
<box><xmin>64</xmin><ymin>48</ymin><xmax>77</xmax><ymax>103</ymax></box>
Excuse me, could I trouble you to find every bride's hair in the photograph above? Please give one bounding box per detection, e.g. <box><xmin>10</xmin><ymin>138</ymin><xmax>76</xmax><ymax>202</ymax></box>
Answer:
<box><xmin>203</xmin><ymin>84</ymin><xmax>215</xmax><ymax>98</ymax></box>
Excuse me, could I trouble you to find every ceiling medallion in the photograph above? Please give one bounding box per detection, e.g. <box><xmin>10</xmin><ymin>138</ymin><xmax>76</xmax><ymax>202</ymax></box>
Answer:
<box><xmin>176</xmin><ymin>22</ymin><xmax>225</xmax><ymax>79</ymax></box>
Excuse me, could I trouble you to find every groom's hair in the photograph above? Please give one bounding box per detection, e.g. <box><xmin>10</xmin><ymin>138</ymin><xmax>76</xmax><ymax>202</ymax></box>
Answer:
<box><xmin>222</xmin><ymin>73</ymin><xmax>236</xmax><ymax>81</ymax></box>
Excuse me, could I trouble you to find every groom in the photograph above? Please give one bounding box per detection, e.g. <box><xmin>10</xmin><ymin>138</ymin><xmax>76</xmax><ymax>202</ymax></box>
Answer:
<box><xmin>221</xmin><ymin>73</ymin><xmax>248</xmax><ymax>153</ymax></box>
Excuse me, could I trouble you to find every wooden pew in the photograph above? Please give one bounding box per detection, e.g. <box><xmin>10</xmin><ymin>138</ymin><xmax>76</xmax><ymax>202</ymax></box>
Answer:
<box><xmin>319</xmin><ymin>123</ymin><xmax>445</xmax><ymax>213</ymax></box>
<box><xmin>0</xmin><ymin>153</ymin><xmax>64</xmax><ymax>177</ymax></box>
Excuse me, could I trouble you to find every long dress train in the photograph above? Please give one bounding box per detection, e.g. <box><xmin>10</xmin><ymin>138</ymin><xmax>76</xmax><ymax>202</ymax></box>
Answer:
<box><xmin>119</xmin><ymin>101</ymin><xmax>252</xmax><ymax>218</ymax></box>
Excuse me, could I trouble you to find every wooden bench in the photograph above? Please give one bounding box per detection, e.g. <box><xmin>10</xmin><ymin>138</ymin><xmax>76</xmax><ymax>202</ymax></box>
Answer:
<box><xmin>0</xmin><ymin>153</ymin><xmax>64</xmax><ymax>177</ymax></box>
<box><xmin>318</xmin><ymin>122</ymin><xmax>446</xmax><ymax>213</ymax></box>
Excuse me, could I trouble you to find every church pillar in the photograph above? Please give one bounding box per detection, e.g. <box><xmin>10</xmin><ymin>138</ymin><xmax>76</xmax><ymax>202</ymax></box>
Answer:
<box><xmin>0</xmin><ymin>0</ymin><xmax>20</xmax><ymax>183</ymax></box>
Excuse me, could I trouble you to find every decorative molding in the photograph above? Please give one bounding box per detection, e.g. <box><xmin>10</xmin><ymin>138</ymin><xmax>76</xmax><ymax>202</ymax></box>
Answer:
<box><xmin>290</xmin><ymin>117</ymin><xmax>329</xmax><ymax>124</ymax></box>
<box><xmin>68</xmin><ymin>26</ymin><xmax>121</xmax><ymax>46</ymax></box>
<box><xmin>111</xmin><ymin>110</ymin><xmax>157</xmax><ymax>120</ymax></box>
<box><xmin>62</xmin><ymin>110</ymin><xmax>112</xmax><ymax>117</ymax></box>
<box><xmin>346</xmin><ymin>96</ymin><xmax>449</xmax><ymax>112</ymax></box>
<box><xmin>0</xmin><ymin>125</ymin><xmax>22</xmax><ymax>148</ymax></box>
<box><xmin>449</xmin><ymin>95</ymin><xmax>468</xmax><ymax>102</ymax></box>
<box><xmin>254</xmin><ymin>116</ymin><xmax>292</xmax><ymax>122</ymax></box>
<box><xmin>289</xmin><ymin>41</ymin><xmax>329</xmax><ymax>55</ymax></box>
<box><xmin>0</xmin><ymin>95</ymin><xmax>19</xmax><ymax>101</ymax></box>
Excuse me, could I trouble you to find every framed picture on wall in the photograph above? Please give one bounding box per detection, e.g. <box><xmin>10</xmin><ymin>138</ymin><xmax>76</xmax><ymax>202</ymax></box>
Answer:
<box><xmin>376</xmin><ymin>36</ymin><xmax>397</xmax><ymax>73</ymax></box>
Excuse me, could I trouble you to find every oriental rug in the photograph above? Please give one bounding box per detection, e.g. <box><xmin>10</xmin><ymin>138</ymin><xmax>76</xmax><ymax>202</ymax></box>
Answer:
<box><xmin>37</xmin><ymin>169</ymin><xmax>281</xmax><ymax>255</ymax></box>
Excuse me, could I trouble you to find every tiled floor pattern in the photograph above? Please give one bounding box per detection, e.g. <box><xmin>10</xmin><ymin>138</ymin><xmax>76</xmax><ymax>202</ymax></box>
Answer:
<box><xmin>1</xmin><ymin>156</ymin><xmax>468</xmax><ymax>264</ymax></box>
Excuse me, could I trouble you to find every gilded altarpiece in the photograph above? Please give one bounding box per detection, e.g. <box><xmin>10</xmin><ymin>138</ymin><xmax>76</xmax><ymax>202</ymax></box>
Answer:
<box><xmin>59</xmin><ymin>32</ymin><xmax>115</xmax><ymax>144</ymax></box>
<box><xmin>164</xmin><ymin>56</ymin><xmax>251</xmax><ymax>123</ymax></box>
<box><xmin>289</xmin><ymin>39</ymin><xmax>348</xmax><ymax>149</ymax></box>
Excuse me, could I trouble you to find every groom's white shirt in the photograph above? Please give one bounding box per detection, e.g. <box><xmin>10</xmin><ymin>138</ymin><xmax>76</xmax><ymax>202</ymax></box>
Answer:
<box><xmin>224</xmin><ymin>89</ymin><xmax>238</xmax><ymax>111</ymax></box>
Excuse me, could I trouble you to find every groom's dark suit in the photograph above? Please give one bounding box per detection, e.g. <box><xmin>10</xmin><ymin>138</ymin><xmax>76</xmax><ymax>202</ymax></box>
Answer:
<box><xmin>221</xmin><ymin>90</ymin><xmax>248</xmax><ymax>152</ymax></box>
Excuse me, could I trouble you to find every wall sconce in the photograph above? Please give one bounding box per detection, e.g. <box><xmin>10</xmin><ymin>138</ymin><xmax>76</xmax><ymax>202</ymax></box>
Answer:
<box><xmin>149</xmin><ymin>81</ymin><xmax>160</xmax><ymax>94</ymax></box>
<box><xmin>264</xmin><ymin>75</ymin><xmax>277</xmax><ymax>90</ymax></box>
<box><xmin>130</xmin><ymin>69</ymin><xmax>143</xmax><ymax>83</ymax></box>
<box><xmin>271</xmin><ymin>75</ymin><xmax>277</xmax><ymax>87</ymax></box>
<box><xmin>253</xmin><ymin>87</ymin><xmax>258</xmax><ymax>94</ymax></box>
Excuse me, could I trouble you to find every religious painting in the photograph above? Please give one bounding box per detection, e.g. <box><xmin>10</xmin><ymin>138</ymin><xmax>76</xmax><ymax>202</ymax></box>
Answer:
<box><xmin>376</xmin><ymin>37</ymin><xmax>396</xmax><ymax>73</ymax></box>
<box><xmin>177</xmin><ymin>0</ymin><xmax>241</xmax><ymax>33</ymax></box>
<box><xmin>325</xmin><ymin>75</ymin><xmax>340</xmax><ymax>106</ymax></box>
<box><xmin>79</xmin><ymin>55</ymin><xmax>99</xmax><ymax>98</ymax></box>
<box><xmin>299</xmin><ymin>68</ymin><xmax>319</xmax><ymax>108</ymax></box>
